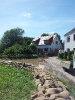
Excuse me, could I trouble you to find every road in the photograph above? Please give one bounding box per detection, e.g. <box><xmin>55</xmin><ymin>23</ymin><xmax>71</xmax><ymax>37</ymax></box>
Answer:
<box><xmin>43</xmin><ymin>57</ymin><xmax>75</xmax><ymax>85</ymax></box>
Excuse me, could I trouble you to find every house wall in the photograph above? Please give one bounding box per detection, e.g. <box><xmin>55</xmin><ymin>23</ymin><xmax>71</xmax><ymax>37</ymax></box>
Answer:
<box><xmin>51</xmin><ymin>35</ymin><xmax>62</xmax><ymax>51</ymax></box>
<box><xmin>64</xmin><ymin>32</ymin><xmax>75</xmax><ymax>51</ymax></box>
<box><xmin>37</xmin><ymin>35</ymin><xmax>62</xmax><ymax>53</ymax></box>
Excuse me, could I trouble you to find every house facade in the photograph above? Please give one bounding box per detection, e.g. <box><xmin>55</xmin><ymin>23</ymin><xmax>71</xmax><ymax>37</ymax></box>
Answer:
<box><xmin>64</xmin><ymin>28</ymin><xmax>75</xmax><ymax>51</ymax></box>
<box><xmin>32</xmin><ymin>34</ymin><xmax>62</xmax><ymax>55</ymax></box>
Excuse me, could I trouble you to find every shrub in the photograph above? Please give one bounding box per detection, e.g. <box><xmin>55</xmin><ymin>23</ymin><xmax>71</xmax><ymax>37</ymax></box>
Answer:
<box><xmin>64</xmin><ymin>51</ymin><xmax>68</xmax><ymax>60</ymax></box>
<box><xmin>58</xmin><ymin>53</ymin><xmax>64</xmax><ymax>59</ymax></box>
<box><xmin>67</xmin><ymin>51</ymin><xmax>72</xmax><ymax>60</ymax></box>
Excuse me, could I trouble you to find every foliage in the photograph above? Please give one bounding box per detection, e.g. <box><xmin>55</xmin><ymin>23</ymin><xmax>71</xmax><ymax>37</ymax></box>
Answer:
<box><xmin>54</xmin><ymin>33</ymin><xmax>61</xmax><ymax>40</ymax></box>
<box><xmin>58</xmin><ymin>51</ymin><xmax>74</xmax><ymax>61</ymax></box>
<box><xmin>30</xmin><ymin>44</ymin><xmax>37</xmax><ymax>54</ymax></box>
<box><xmin>0</xmin><ymin>64</ymin><xmax>37</xmax><ymax>100</ymax></box>
<box><xmin>22</xmin><ymin>37</ymin><xmax>33</xmax><ymax>46</ymax></box>
<box><xmin>2</xmin><ymin>43</ymin><xmax>37</xmax><ymax>59</ymax></box>
<box><xmin>3</xmin><ymin>44</ymin><xmax>23</xmax><ymax>55</ymax></box>
<box><xmin>0</xmin><ymin>27</ymin><xmax>24</xmax><ymax>51</ymax></box>
<box><xmin>41</xmin><ymin>33</ymin><xmax>49</xmax><ymax>36</ymax></box>
<box><xmin>58</xmin><ymin>53</ymin><xmax>64</xmax><ymax>59</ymax></box>
<box><xmin>67</xmin><ymin>51</ymin><xmax>72</xmax><ymax>60</ymax></box>
<box><xmin>64</xmin><ymin>51</ymin><xmax>68</xmax><ymax>60</ymax></box>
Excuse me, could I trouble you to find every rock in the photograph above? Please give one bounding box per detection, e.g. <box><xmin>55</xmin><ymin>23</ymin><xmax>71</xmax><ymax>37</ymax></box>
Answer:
<box><xmin>35</xmin><ymin>79</ymin><xmax>41</xmax><ymax>86</ymax></box>
<box><xmin>49</xmin><ymin>94</ymin><xmax>58</xmax><ymax>100</ymax></box>
<box><xmin>57</xmin><ymin>90</ymin><xmax>70</xmax><ymax>99</ymax></box>
<box><xmin>43</xmin><ymin>83</ymin><xmax>51</xmax><ymax>89</ymax></box>
<box><xmin>34</xmin><ymin>96</ymin><xmax>45</xmax><ymax>100</ymax></box>
<box><xmin>69</xmin><ymin>96</ymin><xmax>74</xmax><ymax>100</ymax></box>
<box><xmin>38</xmin><ymin>85</ymin><xmax>43</xmax><ymax>91</ymax></box>
<box><xmin>55</xmin><ymin>98</ymin><xmax>65</xmax><ymax>100</ymax></box>
<box><xmin>45</xmin><ymin>88</ymin><xmax>62</xmax><ymax>96</ymax></box>
<box><xmin>31</xmin><ymin>93</ymin><xmax>38</xmax><ymax>99</ymax></box>
<box><xmin>57</xmin><ymin>81</ymin><xmax>65</xmax><ymax>87</ymax></box>
<box><xmin>38</xmin><ymin>91</ymin><xmax>43</xmax><ymax>96</ymax></box>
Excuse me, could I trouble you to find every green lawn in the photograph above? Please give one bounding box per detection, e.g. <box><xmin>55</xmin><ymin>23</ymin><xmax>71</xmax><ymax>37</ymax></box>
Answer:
<box><xmin>0</xmin><ymin>65</ymin><xmax>37</xmax><ymax>100</ymax></box>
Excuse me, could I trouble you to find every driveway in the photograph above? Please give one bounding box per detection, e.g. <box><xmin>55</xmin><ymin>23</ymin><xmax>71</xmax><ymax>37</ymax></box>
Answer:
<box><xmin>45</xmin><ymin>56</ymin><xmax>70</xmax><ymax>68</ymax></box>
<box><xmin>43</xmin><ymin>56</ymin><xmax>75</xmax><ymax>85</ymax></box>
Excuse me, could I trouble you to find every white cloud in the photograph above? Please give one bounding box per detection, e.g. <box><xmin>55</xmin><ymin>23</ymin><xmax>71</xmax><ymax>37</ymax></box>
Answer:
<box><xmin>24</xmin><ymin>13</ymin><xmax>31</xmax><ymax>18</ymax></box>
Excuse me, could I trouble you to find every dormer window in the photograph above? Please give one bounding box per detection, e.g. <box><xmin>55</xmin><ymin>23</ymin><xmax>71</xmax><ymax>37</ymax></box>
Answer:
<box><xmin>44</xmin><ymin>40</ymin><xmax>48</xmax><ymax>44</ymax></box>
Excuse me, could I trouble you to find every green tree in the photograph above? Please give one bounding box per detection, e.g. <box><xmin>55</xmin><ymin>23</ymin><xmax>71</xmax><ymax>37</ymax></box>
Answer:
<box><xmin>41</xmin><ymin>33</ymin><xmax>49</xmax><ymax>36</ymax></box>
<box><xmin>54</xmin><ymin>33</ymin><xmax>61</xmax><ymax>40</ymax></box>
<box><xmin>3</xmin><ymin>44</ymin><xmax>23</xmax><ymax>55</ymax></box>
<box><xmin>23</xmin><ymin>37</ymin><xmax>33</xmax><ymax>46</ymax></box>
<box><xmin>0</xmin><ymin>27</ymin><xmax>24</xmax><ymax>51</ymax></box>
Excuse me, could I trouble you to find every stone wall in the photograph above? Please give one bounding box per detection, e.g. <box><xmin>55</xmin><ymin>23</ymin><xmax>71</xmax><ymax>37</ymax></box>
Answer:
<box><xmin>0</xmin><ymin>59</ymin><xmax>74</xmax><ymax>100</ymax></box>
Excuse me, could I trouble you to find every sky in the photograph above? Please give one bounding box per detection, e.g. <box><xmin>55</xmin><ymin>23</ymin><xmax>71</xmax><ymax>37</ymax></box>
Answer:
<box><xmin>0</xmin><ymin>0</ymin><xmax>75</xmax><ymax>40</ymax></box>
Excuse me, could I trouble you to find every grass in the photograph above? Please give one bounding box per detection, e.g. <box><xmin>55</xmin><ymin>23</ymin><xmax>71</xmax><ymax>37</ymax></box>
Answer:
<box><xmin>0</xmin><ymin>64</ymin><xmax>37</xmax><ymax>100</ymax></box>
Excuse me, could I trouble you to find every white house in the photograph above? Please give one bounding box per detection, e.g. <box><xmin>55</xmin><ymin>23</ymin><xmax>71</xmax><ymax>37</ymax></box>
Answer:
<box><xmin>32</xmin><ymin>34</ymin><xmax>62</xmax><ymax>55</ymax></box>
<box><xmin>64</xmin><ymin>28</ymin><xmax>75</xmax><ymax>51</ymax></box>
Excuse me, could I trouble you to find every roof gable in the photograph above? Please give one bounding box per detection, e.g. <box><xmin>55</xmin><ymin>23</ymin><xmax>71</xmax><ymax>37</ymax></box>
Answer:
<box><xmin>64</xmin><ymin>28</ymin><xmax>75</xmax><ymax>36</ymax></box>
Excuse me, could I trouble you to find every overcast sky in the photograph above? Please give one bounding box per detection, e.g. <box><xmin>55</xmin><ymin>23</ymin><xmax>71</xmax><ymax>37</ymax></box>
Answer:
<box><xmin>0</xmin><ymin>0</ymin><xmax>75</xmax><ymax>40</ymax></box>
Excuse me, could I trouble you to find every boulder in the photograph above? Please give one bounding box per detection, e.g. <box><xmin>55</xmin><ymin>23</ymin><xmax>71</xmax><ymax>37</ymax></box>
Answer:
<box><xmin>55</xmin><ymin>98</ymin><xmax>65</xmax><ymax>100</ymax></box>
<box><xmin>57</xmin><ymin>90</ymin><xmax>70</xmax><ymax>99</ymax></box>
<box><xmin>34</xmin><ymin>96</ymin><xmax>45</xmax><ymax>100</ymax></box>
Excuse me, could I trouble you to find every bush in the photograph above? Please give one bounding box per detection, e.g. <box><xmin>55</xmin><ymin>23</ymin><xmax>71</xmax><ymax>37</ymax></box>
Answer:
<box><xmin>67</xmin><ymin>51</ymin><xmax>73</xmax><ymax>60</ymax></box>
<box><xmin>58</xmin><ymin>53</ymin><xmax>64</xmax><ymax>59</ymax></box>
<box><xmin>64</xmin><ymin>51</ymin><xmax>68</xmax><ymax>60</ymax></box>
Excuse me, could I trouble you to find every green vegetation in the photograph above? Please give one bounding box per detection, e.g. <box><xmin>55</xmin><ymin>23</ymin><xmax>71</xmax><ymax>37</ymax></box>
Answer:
<box><xmin>57</xmin><ymin>78</ymin><xmax>75</xmax><ymax>99</ymax></box>
<box><xmin>58</xmin><ymin>51</ymin><xmax>74</xmax><ymax>61</ymax></box>
<box><xmin>0</xmin><ymin>27</ymin><xmax>37</xmax><ymax>59</ymax></box>
<box><xmin>0</xmin><ymin>64</ymin><xmax>37</xmax><ymax>100</ymax></box>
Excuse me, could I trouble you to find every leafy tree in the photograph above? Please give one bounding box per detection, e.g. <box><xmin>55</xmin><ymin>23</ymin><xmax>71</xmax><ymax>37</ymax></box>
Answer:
<box><xmin>23</xmin><ymin>37</ymin><xmax>33</xmax><ymax>46</ymax></box>
<box><xmin>0</xmin><ymin>27</ymin><xmax>24</xmax><ymax>51</ymax></box>
<box><xmin>41</xmin><ymin>33</ymin><xmax>49</xmax><ymax>36</ymax></box>
<box><xmin>30</xmin><ymin>44</ymin><xmax>37</xmax><ymax>54</ymax></box>
<box><xmin>3</xmin><ymin>44</ymin><xmax>23</xmax><ymax>55</ymax></box>
<box><xmin>54</xmin><ymin>33</ymin><xmax>61</xmax><ymax>40</ymax></box>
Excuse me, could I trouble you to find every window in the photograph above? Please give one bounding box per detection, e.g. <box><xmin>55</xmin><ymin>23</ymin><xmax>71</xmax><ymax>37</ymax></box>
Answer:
<box><xmin>56</xmin><ymin>41</ymin><xmax>58</xmax><ymax>44</ymax></box>
<box><xmin>67</xmin><ymin>36</ymin><xmax>70</xmax><ymax>42</ymax></box>
<box><xmin>73</xmin><ymin>34</ymin><xmax>75</xmax><ymax>41</ymax></box>
<box><xmin>67</xmin><ymin>48</ymin><xmax>70</xmax><ymax>52</ymax></box>
<box><xmin>44</xmin><ymin>48</ymin><xmax>48</xmax><ymax>52</ymax></box>
<box><xmin>73</xmin><ymin>48</ymin><xmax>75</xmax><ymax>51</ymax></box>
<box><xmin>44</xmin><ymin>40</ymin><xmax>48</xmax><ymax>45</ymax></box>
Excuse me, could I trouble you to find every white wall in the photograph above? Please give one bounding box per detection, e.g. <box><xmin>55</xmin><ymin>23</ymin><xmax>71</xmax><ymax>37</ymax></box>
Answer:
<box><xmin>64</xmin><ymin>32</ymin><xmax>75</xmax><ymax>51</ymax></box>
<box><xmin>51</xmin><ymin>36</ymin><xmax>62</xmax><ymax>51</ymax></box>
<box><xmin>37</xmin><ymin>35</ymin><xmax>62</xmax><ymax>52</ymax></box>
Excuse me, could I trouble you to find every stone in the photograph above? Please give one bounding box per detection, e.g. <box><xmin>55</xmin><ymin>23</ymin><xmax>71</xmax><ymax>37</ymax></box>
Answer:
<box><xmin>34</xmin><ymin>96</ymin><xmax>45</xmax><ymax>100</ymax></box>
<box><xmin>49</xmin><ymin>94</ymin><xmax>58</xmax><ymax>100</ymax></box>
<box><xmin>45</xmin><ymin>88</ymin><xmax>62</xmax><ymax>95</ymax></box>
<box><xmin>31</xmin><ymin>93</ymin><xmax>38</xmax><ymax>99</ymax></box>
<box><xmin>69</xmin><ymin>96</ymin><xmax>74</xmax><ymax>100</ymax></box>
<box><xmin>55</xmin><ymin>98</ymin><xmax>65</xmax><ymax>100</ymax></box>
<box><xmin>57</xmin><ymin>81</ymin><xmax>65</xmax><ymax>87</ymax></box>
<box><xmin>43</xmin><ymin>83</ymin><xmax>51</xmax><ymax>89</ymax></box>
<box><xmin>57</xmin><ymin>90</ymin><xmax>70</xmax><ymax>99</ymax></box>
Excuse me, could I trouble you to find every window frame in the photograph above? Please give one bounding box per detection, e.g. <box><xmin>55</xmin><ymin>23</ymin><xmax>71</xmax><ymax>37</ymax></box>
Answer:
<box><xmin>67</xmin><ymin>36</ymin><xmax>70</xmax><ymax>42</ymax></box>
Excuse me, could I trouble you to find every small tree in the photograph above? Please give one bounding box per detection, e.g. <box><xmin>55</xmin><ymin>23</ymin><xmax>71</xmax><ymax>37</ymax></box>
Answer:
<box><xmin>41</xmin><ymin>33</ymin><xmax>49</xmax><ymax>36</ymax></box>
<box><xmin>64</xmin><ymin>51</ymin><xmax>68</xmax><ymax>60</ymax></box>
